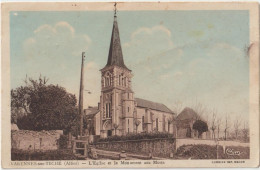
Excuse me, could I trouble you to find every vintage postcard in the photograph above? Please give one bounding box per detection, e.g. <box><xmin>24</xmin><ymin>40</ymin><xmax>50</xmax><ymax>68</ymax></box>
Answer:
<box><xmin>1</xmin><ymin>2</ymin><xmax>259</xmax><ymax>168</ymax></box>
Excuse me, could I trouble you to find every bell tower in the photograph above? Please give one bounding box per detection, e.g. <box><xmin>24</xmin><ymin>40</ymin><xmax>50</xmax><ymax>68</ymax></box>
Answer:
<box><xmin>100</xmin><ymin>4</ymin><xmax>135</xmax><ymax>138</ymax></box>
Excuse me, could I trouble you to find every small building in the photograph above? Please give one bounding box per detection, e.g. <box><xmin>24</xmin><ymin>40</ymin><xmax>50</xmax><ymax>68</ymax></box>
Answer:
<box><xmin>84</xmin><ymin>106</ymin><xmax>100</xmax><ymax>136</ymax></box>
<box><xmin>176</xmin><ymin>107</ymin><xmax>210</xmax><ymax>139</ymax></box>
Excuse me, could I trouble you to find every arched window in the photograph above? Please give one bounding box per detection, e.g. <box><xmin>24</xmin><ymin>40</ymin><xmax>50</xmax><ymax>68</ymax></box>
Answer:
<box><xmin>105</xmin><ymin>102</ymin><xmax>112</xmax><ymax>118</ymax></box>
<box><xmin>119</xmin><ymin>75</ymin><xmax>121</xmax><ymax>85</ymax></box>
<box><xmin>104</xmin><ymin>72</ymin><xmax>112</xmax><ymax>87</ymax></box>
<box><xmin>102</xmin><ymin>77</ymin><xmax>105</xmax><ymax>87</ymax></box>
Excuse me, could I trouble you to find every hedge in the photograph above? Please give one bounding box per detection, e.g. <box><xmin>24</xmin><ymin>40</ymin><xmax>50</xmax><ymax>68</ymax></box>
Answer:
<box><xmin>97</xmin><ymin>132</ymin><xmax>174</xmax><ymax>143</ymax></box>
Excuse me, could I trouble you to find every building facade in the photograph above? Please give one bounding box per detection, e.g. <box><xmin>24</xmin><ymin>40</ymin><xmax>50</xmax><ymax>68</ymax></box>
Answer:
<box><xmin>85</xmin><ymin>12</ymin><xmax>176</xmax><ymax>138</ymax></box>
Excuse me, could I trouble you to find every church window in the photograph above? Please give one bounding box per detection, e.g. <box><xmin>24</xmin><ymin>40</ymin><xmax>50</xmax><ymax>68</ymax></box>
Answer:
<box><xmin>156</xmin><ymin>118</ymin><xmax>159</xmax><ymax>131</ymax></box>
<box><xmin>168</xmin><ymin>121</ymin><xmax>170</xmax><ymax>132</ymax></box>
<box><xmin>108</xmin><ymin>103</ymin><xmax>111</xmax><ymax>118</ymax></box>
<box><xmin>128</xmin><ymin>93</ymin><xmax>129</xmax><ymax>99</ymax></box>
<box><xmin>119</xmin><ymin>75</ymin><xmax>121</xmax><ymax>85</ymax></box>
<box><xmin>128</xmin><ymin>119</ymin><xmax>130</xmax><ymax>133</ymax></box>
<box><xmin>105</xmin><ymin>103</ymin><xmax>108</xmax><ymax>118</ymax></box>
<box><xmin>105</xmin><ymin>102</ymin><xmax>112</xmax><ymax>118</ymax></box>
<box><xmin>128</xmin><ymin>107</ymin><xmax>130</xmax><ymax>113</ymax></box>
<box><xmin>121</xmin><ymin>74</ymin><xmax>124</xmax><ymax>86</ymax></box>
<box><xmin>163</xmin><ymin>116</ymin><xmax>166</xmax><ymax>132</ymax></box>
<box><xmin>104</xmin><ymin>72</ymin><xmax>112</xmax><ymax>87</ymax></box>
<box><xmin>142</xmin><ymin>116</ymin><xmax>145</xmax><ymax>130</ymax></box>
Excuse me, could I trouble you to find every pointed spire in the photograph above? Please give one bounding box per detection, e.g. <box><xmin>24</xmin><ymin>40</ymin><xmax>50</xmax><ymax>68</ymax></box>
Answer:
<box><xmin>105</xmin><ymin>3</ymin><xmax>129</xmax><ymax>70</ymax></box>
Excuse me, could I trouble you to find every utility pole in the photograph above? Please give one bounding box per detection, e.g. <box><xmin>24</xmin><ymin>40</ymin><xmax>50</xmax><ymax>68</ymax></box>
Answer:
<box><xmin>79</xmin><ymin>52</ymin><xmax>85</xmax><ymax>138</ymax></box>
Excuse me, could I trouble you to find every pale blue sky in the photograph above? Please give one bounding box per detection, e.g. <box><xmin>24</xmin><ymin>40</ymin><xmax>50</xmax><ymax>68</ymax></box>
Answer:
<box><xmin>10</xmin><ymin>10</ymin><xmax>249</xmax><ymax>123</ymax></box>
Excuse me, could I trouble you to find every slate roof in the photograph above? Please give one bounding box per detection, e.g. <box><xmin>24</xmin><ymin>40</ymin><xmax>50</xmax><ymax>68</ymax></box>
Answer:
<box><xmin>84</xmin><ymin>107</ymin><xmax>99</xmax><ymax>119</ymax></box>
<box><xmin>105</xmin><ymin>15</ymin><xmax>130</xmax><ymax>70</ymax></box>
<box><xmin>135</xmin><ymin>98</ymin><xmax>174</xmax><ymax>114</ymax></box>
<box><xmin>176</xmin><ymin>107</ymin><xmax>199</xmax><ymax>120</ymax></box>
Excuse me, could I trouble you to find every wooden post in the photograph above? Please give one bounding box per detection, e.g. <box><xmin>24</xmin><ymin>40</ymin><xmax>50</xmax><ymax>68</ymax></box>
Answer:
<box><xmin>79</xmin><ymin>52</ymin><xmax>85</xmax><ymax>138</ymax></box>
<box><xmin>84</xmin><ymin>143</ymin><xmax>87</xmax><ymax>157</ymax></box>
<box><xmin>72</xmin><ymin>141</ymin><xmax>76</xmax><ymax>154</ymax></box>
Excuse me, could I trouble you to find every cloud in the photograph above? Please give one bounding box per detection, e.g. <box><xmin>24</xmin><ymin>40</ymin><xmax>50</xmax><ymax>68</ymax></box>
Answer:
<box><xmin>122</xmin><ymin>25</ymin><xmax>184</xmax><ymax>102</ymax></box>
<box><xmin>23</xmin><ymin>21</ymin><xmax>91</xmax><ymax>62</ymax></box>
<box><xmin>13</xmin><ymin>12</ymin><xmax>18</xmax><ymax>16</ymax></box>
<box><xmin>123</xmin><ymin>25</ymin><xmax>182</xmax><ymax>74</ymax></box>
<box><xmin>21</xmin><ymin>21</ymin><xmax>94</xmax><ymax>107</ymax></box>
<box><xmin>124</xmin><ymin>25</ymin><xmax>173</xmax><ymax>50</ymax></box>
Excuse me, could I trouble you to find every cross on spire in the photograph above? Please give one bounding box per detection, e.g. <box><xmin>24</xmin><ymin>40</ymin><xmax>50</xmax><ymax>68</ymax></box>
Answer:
<box><xmin>114</xmin><ymin>2</ymin><xmax>117</xmax><ymax>17</ymax></box>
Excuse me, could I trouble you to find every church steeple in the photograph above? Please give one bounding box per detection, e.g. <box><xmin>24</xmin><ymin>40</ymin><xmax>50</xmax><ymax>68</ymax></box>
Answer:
<box><xmin>105</xmin><ymin>3</ymin><xmax>129</xmax><ymax>70</ymax></box>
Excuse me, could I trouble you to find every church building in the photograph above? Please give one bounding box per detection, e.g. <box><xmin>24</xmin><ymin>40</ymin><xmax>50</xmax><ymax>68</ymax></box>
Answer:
<box><xmin>85</xmin><ymin>11</ymin><xmax>176</xmax><ymax>138</ymax></box>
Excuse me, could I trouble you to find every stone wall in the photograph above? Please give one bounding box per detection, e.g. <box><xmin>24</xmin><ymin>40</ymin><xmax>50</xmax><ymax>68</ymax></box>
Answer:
<box><xmin>95</xmin><ymin>138</ymin><xmax>175</xmax><ymax>158</ymax></box>
<box><xmin>11</xmin><ymin>130</ymin><xmax>63</xmax><ymax>151</ymax></box>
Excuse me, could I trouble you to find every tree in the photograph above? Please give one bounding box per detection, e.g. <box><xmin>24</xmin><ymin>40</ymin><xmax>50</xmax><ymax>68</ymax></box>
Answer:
<box><xmin>113</xmin><ymin>123</ymin><xmax>119</xmax><ymax>135</ymax></box>
<box><xmin>168</xmin><ymin>115</ymin><xmax>177</xmax><ymax>137</ymax></box>
<box><xmin>192</xmin><ymin>120</ymin><xmax>208</xmax><ymax>138</ymax></box>
<box><xmin>233</xmin><ymin>116</ymin><xmax>242</xmax><ymax>140</ymax></box>
<box><xmin>216</xmin><ymin>116</ymin><xmax>222</xmax><ymax>139</ymax></box>
<box><xmin>172</xmin><ymin>100</ymin><xmax>183</xmax><ymax>115</ymax></box>
<box><xmin>224</xmin><ymin>115</ymin><xmax>230</xmax><ymax>140</ymax></box>
<box><xmin>134</xmin><ymin>119</ymin><xmax>141</xmax><ymax>133</ymax></box>
<box><xmin>11</xmin><ymin>76</ymin><xmax>78</xmax><ymax>131</ymax></box>
<box><xmin>210</xmin><ymin>110</ymin><xmax>217</xmax><ymax>140</ymax></box>
<box><xmin>242</xmin><ymin>121</ymin><xmax>249</xmax><ymax>142</ymax></box>
<box><xmin>192</xmin><ymin>100</ymin><xmax>207</xmax><ymax>120</ymax></box>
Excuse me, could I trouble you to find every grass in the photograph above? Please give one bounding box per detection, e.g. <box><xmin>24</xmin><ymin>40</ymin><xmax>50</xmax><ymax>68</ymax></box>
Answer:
<box><xmin>11</xmin><ymin>149</ymin><xmax>84</xmax><ymax>160</ymax></box>
<box><xmin>175</xmin><ymin>145</ymin><xmax>250</xmax><ymax>159</ymax></box>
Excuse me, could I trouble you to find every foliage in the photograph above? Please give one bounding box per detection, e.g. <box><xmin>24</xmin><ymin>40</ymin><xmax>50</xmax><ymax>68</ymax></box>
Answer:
<box><xmin>11</xmin><ymin>76</ymin><xmax>79</xmax><ymax>131</ymax></box>
<box><xmin>176</xmin><ymin>144</ymin><xmax>224</xmax><ymax>159</ymax></box>
<box><xmin>58</xmin><ymin>135</ymin><xmax>69</xmax><ymax>149</ymax></box>
<box><xmin>192</xmin><ymin>120</ymin><xmax>208</xmax><ymax>137</ymax></box>
<box><xmin>175</xmin><ymin>145</ymin><xmax>250</xmax><ymax>159</ymax></box>
<box><xmin>97</xmin><ymin>132</ymin><xmax>174</xmax><ymax>143</ymax></box>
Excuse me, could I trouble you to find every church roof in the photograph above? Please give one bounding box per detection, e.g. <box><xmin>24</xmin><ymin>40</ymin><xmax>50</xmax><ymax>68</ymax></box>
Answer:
<box><xmin>176</xmin><ymin>107</ymin><xmax>199</xmax><ymax>120</ymax></box>
<box><xmin>84</xmin><ymin>106</ymin><xmax>99</xmax><ymax>118</ymax></box>
<box><xmin>135</xmin><ymin>98</ymin><xmax>174</xmax><ymax>114</ymax></box>
<box><xmin>105</xmin><ymin>15</ymin><xmax>130</xmax><ymax>70</ymax></box>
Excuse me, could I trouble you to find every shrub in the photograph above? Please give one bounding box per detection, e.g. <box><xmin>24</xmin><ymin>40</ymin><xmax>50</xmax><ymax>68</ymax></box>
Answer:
<box><xmin>192</xmin><ymin>120</ymin><xmax>208</xmax><ymax>138</ymax></box>
<box><xmin>96</xmin><ymin>132</ymin><xmax>174</xmax><ymax>143</ymax></box>
<box><xmin>176</xmin><ymin>144</ymin><xmax>224</xmax><ymax>159</ymax></box>
<box><xmin>58</xmin><ymin>135</ymin><xmax>68</xmax><ymax>149</ymax></box>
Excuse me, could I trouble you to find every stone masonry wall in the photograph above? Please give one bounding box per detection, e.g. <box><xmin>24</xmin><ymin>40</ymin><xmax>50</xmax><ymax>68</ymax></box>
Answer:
<box><xmin>95</xmin><ymin>138</ymin><xmax>175</xmax><ymax>158</ymax></box>
<box><xmin>11</xmin><ymin>130</ymin><xmax>62</xmax><ymax>151</ymax></box>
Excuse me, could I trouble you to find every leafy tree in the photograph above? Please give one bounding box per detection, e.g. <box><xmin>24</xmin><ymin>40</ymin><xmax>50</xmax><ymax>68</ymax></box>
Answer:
<box><xmin>11</xmin><ymin>76</ymin><xmax>79</xmax><ymax>131</ymax></box>
<box><xmin>192</xmin><ymin>120</ymin><xmax>208</xmax><ymax>138</ymax></box>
